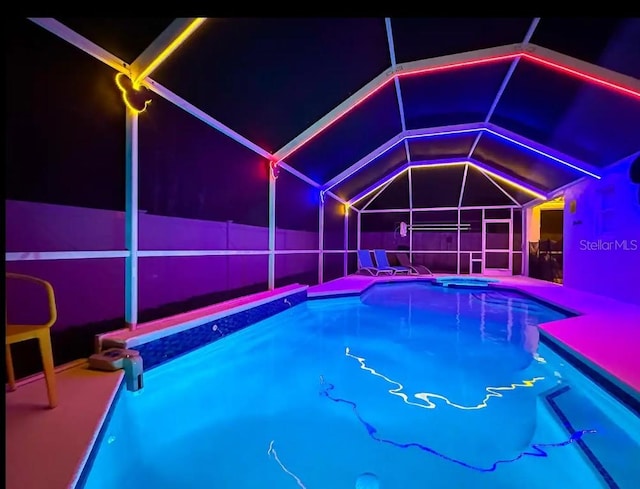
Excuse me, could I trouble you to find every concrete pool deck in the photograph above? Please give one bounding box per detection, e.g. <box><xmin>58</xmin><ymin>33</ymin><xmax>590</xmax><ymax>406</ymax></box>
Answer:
<box><xmin>5</xmin><ymin>274</ymin><xmax>640</xmax><ymax>489</ymax></box>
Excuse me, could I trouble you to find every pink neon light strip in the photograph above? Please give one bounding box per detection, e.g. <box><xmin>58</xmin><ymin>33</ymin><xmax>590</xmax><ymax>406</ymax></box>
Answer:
<box><xmin>522</xmin><ymin>53</ymin><xmax>640</xmax><ymax>100</ymax></box>
<box><xmin>277</xmin><ymin>52</ymin><xmax>640</xmax><ymax>163</ymax></box>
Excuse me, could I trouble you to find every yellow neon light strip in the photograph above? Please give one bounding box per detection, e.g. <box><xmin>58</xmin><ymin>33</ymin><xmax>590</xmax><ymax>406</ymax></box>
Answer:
<box><xmin>411</xmin><ymin>162</ymin><xmax>468</xmax><ymax>171</ymax></box>
<box><xmin>134</xmin><ymin>18</ymin><xmax>207</xmax><ymax>87</ymax></box>
<box><xmin>349</xmin><ymin>160</ymin><xmax>546</xmax><ymax>206</ymax></box>
<box><xmin>346</xmin><ymin>347</ymin><xmax>544</xmax><ymax>410</ymax></box>
<box><xmin>350</xmin><ymin>162</ymin><xmax>465</xmax><ymax>206</ymax></box>
<box><xmin>115</xmin><ymin>73</ymin><xmax>152</xmax><ymax>113</ymax></box>
<box><xmin>470</xmin><ymin>163</ymin><xmax>547</xmax><ymax>201</ymax></box>
<box><xmin>349</xmin><ymin>168</ymin><xmax>406</xmax><ymax>206</ymax></box>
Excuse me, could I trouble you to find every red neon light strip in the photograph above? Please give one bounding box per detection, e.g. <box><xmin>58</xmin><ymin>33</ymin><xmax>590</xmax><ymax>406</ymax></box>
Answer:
<box><xmin>522</xmin><ymin>53</ymin><xmax>640</xmax><ymax>100</ymax></box>
<box><xmin>278</xmin><ymin>51</ymin><xmax>640</xmax><ymax>163</ymax></box>
<box><xmin>397</xmin><ymin>53</ymin><xmax>519</xmax><ymax>78</ymax></box>
<box><xmin>275</xmin><ymin>78</ymin><xmax>396</xmax><ymax>162</ymax></box>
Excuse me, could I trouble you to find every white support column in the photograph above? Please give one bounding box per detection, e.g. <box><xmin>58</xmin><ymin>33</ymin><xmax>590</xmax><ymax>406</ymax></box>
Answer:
<box><xmin>522</xmin><ymin>207</ymin><xmax>529</xmax><ymax>277</ymax></box>
<box><xmin>467</xmin><ymin>19</ymin><xmax>540</xmax><ymax>159</ymax></box>
<box><xmin>481</xmin><ymin>208</ymin><xmax>486</xmax><ymax>275</ymax></box>
<box><xmin>125</xmin><ymin>108</ymin><xmax>139</xmax><ymax>330</ymax></box>
<box><xmin>360</xmin><ymin>177</ymin><xmax>397</xmax><ymax>210</ymax></box>
<box><xmin>479</xmin><ymin>170</ymin><xmax>521</xmax><ymax>206</ymax></box>
<box><xmin>357</xmin><ymin>210</ymin><xmax>362</xmax><ymax>251</ymax></box>
<box><xmin>318</xmin><ymin>195</ymin><xmax>325</xmax><ymax>284</ymax></box>
<box><xmin>344</xmin><ymin>206</ymin><xmax>349</xmax><ymax>276</ymax></box>
<box><xmin>457</xmin><ymin>208</ymin><xmax>461</xmax><ymax>274</ymax></box>
<box><xmin>457</xmin><ymin>164</ymin><xmax>469</xmax><ymax>275</ymax></box>
<box><xmin>268</xmin><ymin>169</ymin><xmax>276</xmax><ymax>290</ymax></box>
<box><xmin>509</xmin><ymin>207</ymin><xmax>514</xmax><ymax>274</ymax></box>
<box><xmin>408</xmin><ymin>167</ymin><xmax>413</xmax><ymax>260</ymax></box>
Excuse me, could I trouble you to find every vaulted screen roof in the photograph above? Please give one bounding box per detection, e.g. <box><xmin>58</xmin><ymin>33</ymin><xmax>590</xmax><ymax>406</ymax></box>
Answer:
<box><xmin>15</xmin><ymin>17</ymin><xmax>640</xmax><ymax>211</ymax></box>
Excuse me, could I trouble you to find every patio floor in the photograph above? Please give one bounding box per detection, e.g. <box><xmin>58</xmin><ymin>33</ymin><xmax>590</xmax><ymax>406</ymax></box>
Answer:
<box><xmin>6</xmin><ymin>274</ymin><xmax>640</xmax><ymax>489</ymax></box>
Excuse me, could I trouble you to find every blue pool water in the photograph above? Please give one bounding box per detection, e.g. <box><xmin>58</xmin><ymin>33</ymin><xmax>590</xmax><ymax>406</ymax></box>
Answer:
<box><xmin>81</xmin><ymin>282</ymin><xmax>640</xmax><ymax>489</ymax></box>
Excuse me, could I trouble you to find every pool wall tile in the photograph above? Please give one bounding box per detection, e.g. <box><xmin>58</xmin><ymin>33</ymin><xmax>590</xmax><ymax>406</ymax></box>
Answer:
<box><xmin>135</xmin><ymin>290</ymin><xmax>307</xmax><ymax>369</ymax></box>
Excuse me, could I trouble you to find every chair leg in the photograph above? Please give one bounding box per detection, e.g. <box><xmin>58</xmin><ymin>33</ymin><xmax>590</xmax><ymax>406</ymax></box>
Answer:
<box><xmin>38</xmin><ymin>333</ymin><xmax>58</xmax><ymax>408</ymax></box>
<box><xmin>6</xmin><ymin>344</ymin><xmax>16</xmax><ymax>392</ymax></box>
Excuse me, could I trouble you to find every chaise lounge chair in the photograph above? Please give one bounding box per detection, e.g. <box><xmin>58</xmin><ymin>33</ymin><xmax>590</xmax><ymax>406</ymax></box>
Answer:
<box><xmin>396</xmin><ymin>252</ymin><xmax>433</xmax><ymax>276</ymax></box>
<box><xmin>356</xmin><ymin>250</ymin><xmax>395</xmax><ymax>276</ymax></box>
<box><xmin>373</xmin><ymin>249</ymin><xmax>412</xmax><ymax>275</ymax></box>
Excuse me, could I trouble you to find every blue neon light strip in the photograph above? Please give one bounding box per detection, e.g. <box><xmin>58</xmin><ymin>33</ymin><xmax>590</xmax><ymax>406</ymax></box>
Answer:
<box><xmin>483</xmin><ymin>129</ymin><xmax>601</xmax><ymax>179</ymax></box>
<box><xmin>324</xmin><ymin>125</ymin><xmax>600</xmax><ymax>194</ymax></box>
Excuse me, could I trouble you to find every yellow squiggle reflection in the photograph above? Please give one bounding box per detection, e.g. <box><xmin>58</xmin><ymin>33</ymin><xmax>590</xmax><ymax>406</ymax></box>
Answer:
<box><xmin>345</xmin><ymin>347</ymin><xmax>544</xmax><ymax>410</ymax></box>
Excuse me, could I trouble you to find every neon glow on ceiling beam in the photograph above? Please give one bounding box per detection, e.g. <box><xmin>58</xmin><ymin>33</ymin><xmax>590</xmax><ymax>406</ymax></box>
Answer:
<box><xmin>327</xmin><ymin>124</ymin><xmax>599</xmax><ymax>194</ymax></box>
<box><xmin>28</xmin><ymin>19</ymin><xmax>634</xmax><ymax>196</ymax></box>
<box><xmin>468</xmin><ymin>159</ymin><xmax>548</xmax><ymax>200</ymax></box>
<box><xmin>349</xmin><ymin>160</ymin><xmax>547</xmax><ymax>207</ymax></box>
<box><xmin>483</xmin><ymin>128</ymin><xmax>600</xmax><ymax>179</ymax></box>
<box><xmin>132</xmin><ymin>18</ymin><xmax>207</xmax><ymax>87</ymax></box>
<box><xmin>324</xmin><ymin>125</ymin><xmax>484</xmax><ymax>192</ymax></box>
<box><xmin>275</xmin><ymin>46</ymin><xmax>640</xmax><ymax>165</ymax></box>
<box><xmin>273</xmin><ymin>50</ymin><xmax>521</xmax><ymax>163</ymax></box>
<box><xmin>521</xmin><ymin>51</ymin><xmax>640</xmax><ymax>101</ymax></box>
<box><xmin>350</xmin><ymin>161</ymin><xmax>465</xmax><ymax>206</ymax></box>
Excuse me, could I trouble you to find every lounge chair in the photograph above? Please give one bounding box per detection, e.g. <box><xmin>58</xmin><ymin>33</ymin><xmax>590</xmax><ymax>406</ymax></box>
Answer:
<box><xmin>356</xmin><ymin>250</ymin><xmax>395</xmax><ymax>276</ymax></box>
<box><xmin>372</xmin><ymin>249</ymin><xmax>412</xmax><ymax>275</ymax></box>
<box><xmin>396</xmin><ymin>252</ymin><xmax>433</xmax><ymax>275</ymax></box>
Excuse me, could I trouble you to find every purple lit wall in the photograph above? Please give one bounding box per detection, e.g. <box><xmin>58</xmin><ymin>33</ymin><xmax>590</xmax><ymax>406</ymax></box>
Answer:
<box><xmin>5</xmin><ymin>197</ymin><xmax>323</xmax><ymax>377</ymax></box>
<box><xmin>359</xmin><ymin>212</ymin><xmax>410</xmax><ymax>252</ymax></box>
<box><xmin>359</xmin><ymin>232</ymin><xmax>408</xmax><ymax>252</ymax></box>
<box><xmin>563</xmin><ymin>155</ymin><xmax>640</xmax><ymax>306</ymax></box>
<box><xmin>139</xmin><ymin>214</ymin><xmax>270</xmax><ymax>251</ymax></box>
<box><xmin>5</xmin><ymin>256</ymin><xmax>125</xmax><ymax>333</ymax></box>
<box><xmin>137</xmin><ymin>255</ymin><xmax>268</xmax><ymax>322</ymax></box>
<box><xmin>6</xmin><ymin>200</ymin><xmax>125</xmax><ymax>253</ymax></box>
<box><xmin>5</xmin><ymin>200</ymin><xmax>125</xmax><ymax>329</ymax></box>
<box><xmin>5</xmin><ymin>200</ymin><xmax>273</xmax><ymax>326</ymax></box>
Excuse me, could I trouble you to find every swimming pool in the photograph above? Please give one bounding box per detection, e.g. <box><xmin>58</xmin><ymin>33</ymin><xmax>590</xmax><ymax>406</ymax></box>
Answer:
<box><xmin>80</xmin><ymin>281</ymin><xmax>640</xmax><ymax>488</ymax></box>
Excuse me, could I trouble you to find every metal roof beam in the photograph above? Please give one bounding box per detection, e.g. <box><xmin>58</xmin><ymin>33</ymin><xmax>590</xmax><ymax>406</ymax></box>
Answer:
<box><xmin>523</xmin><ymin>43</ymin><xmax>640</xmax><ymax>98</ymax></box>
<box><xmin>482</xmin><ymin>123</ymin><xmax>601</xmax><ymax>179</ymax></box>
<box><xmin>29</xmin><ymin>18</ymin><xmax>130</xmax><ymax>75</ymax></box>
<box><xmin>324</xmin><ymin>123</ymin><xmax>485</xmax><ymax>191</ymax></box>
<box><xmin>130</xmin><ymin>18</ymin><xmax>206</xmax><ymax>85</ymax></box>
<box><xmin>274</xmin><ymin>44</ymin><xmax>522</xmax><ymax>163</ymax></box>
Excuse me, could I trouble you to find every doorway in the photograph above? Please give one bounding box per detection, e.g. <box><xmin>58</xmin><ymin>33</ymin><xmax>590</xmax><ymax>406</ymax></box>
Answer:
<box><xmin>483</xmin><ymin>219</ymin><xmax>512</xmax><ymax>275</ymax></box>
<box><xmin>528</xmin><ymin>197</ymin><xmax>564</xmax><ymax>283</ymax></box>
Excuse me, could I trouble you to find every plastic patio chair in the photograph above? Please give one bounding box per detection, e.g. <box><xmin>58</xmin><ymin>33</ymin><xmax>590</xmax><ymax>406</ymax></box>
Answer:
<box><xmin>372</xmin><ymin>249</ymin><xmax>412</xmax><ymax>275</ymax></box>
<box><xmin>396</xmin><ymin>252</ymin><xmax>434</xmax><ymax>276</ymax></box>
<box><xmin>356</xmin><ymin>250</ymin><xmax>395</xmax><ymax>276</ymax></box>
<box><xmin>5</xmin><ymin>273</ymin><xmax>58</xmax><ymax>408</ymax></box>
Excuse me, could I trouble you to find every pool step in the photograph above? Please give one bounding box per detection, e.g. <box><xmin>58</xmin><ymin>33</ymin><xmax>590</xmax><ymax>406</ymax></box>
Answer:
<box><xmin>470</xmin><ymin>291</ymin><xmax>548</xmax><ymax>312</ymax></box>
<box><xmin>542</xmin><ymin>384</ymin><xmax>640</xmax><ymax>489</ymax></box>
